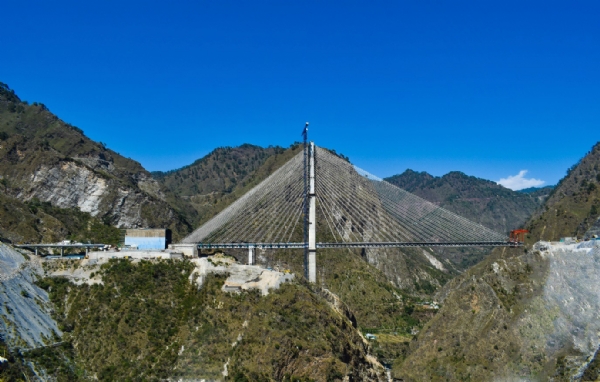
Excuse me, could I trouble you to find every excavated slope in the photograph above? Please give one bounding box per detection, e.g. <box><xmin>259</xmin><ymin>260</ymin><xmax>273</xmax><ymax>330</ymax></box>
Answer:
<box><xmin>0</xmin><ymin>243</ymin><xmax>61</xmax><ymax>349</ymax></box>
<box><xmin>394</xmin><ymin>240</ymin><xmax>600</xmax><ymax>381</ymax></box>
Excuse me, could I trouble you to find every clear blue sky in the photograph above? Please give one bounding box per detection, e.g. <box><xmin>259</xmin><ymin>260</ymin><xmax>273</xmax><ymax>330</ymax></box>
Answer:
<box><xmin>2</xmin><ymin>1</ymin><xmax>599</xmax><ymax>189</ymax></box>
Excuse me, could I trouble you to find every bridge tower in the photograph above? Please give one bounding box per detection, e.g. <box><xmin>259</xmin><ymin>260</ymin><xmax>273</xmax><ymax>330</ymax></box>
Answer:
<box><xmin>184</xmin><ymin>125</ymin><xmax>513</xmax><ymax>278</ymax></box>
<box><xmin>307</xmin><ymin>141</ymin><xmax>316</xmax><ymax>282</ymax></box>
<box><xmin>303</xmin><ymin>124</ymin><xmax>317</xmax><ymax>283</ymax></box>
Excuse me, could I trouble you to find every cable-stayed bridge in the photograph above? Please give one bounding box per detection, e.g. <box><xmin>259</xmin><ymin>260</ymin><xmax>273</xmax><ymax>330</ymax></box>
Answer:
<box><xmin>182</xmin><ymin>136</ymin><xmax>513</xmax><ymax>282</ymax></box>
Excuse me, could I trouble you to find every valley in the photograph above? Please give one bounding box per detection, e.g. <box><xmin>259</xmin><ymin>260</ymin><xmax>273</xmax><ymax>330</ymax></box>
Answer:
<box><xmin>1</xmin><ymin>82</ymin><xmax>600</xmax><ymax>381</ymax></box>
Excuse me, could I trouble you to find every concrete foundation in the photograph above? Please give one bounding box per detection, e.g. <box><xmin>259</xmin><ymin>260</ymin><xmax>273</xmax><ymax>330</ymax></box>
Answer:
<box><xmin>189</xmin><ymin>254</ymin><xmax>295</xmax><ymax>296</ymax></box>
<box><xmin>87</xmin><ymin>251</ymin><xmax>183</xmax><ymax>260</ymax></box>
<box><xmin>308</xmin><ymin>250</ymin><xmax>316</xmax><ymax>283</ymax></box>
<box><xmin>248</xmin><ymin>246</ymin><xmax>255</xmax><ymax>265</ymax></box>
<box><xmin>169</xmin><ymin>244</ymin><xmax>198</xmax><ymax>258</ymax></box>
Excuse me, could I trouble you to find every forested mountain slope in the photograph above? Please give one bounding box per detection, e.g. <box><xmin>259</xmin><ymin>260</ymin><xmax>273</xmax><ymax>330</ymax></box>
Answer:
<box><xmin>153</xmin><ymin>144</ymin><xmax>281</xmax><ymax>196</ymax></box>
<box><xmin>0</xmin><ymin>82</ymin><xmax>192</xmax><ymax>241</ymax></box>
<box><xmin>385</xmin><ymin>170</ymin><xmax>549</xmax><ymax>272</ymax></box>
<box><xmin>153</xmin><ymin>144</ymin><xmax>302</xmax><ymax>227</ymax></box>
<box><xmin>386</xmin><ymin>170</ymin><xmax>546</xmax><ymax>235</ymax></box>
<box><xmin>394</xmin><ymin>141</ymin><xmax>600</xmax><ymax>381</ymax></box>
<box><xmin>0</xmin><ymin>192</ymin><xmax>122</xmax><ymax>245</ymax></box>
<box><xmin>525</xmin><ymin>141</ymin><xmax>600</xmax><ymax>242</ymax></box>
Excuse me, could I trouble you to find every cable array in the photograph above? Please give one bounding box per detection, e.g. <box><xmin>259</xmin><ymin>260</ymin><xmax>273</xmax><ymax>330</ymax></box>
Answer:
<box><xmin>182</xmin><ymin>152</ymin><xmax>305</xmax><ymax>243</ymax></box>
<box><xmin>315</xmin><ymin>147</ymin><xmax>507</xmax><ymax>243</ymax></box>
<box><xmin>182</xmin><ymin>145</ymin><xmax>507</xmax><ymax>245</ymax></box>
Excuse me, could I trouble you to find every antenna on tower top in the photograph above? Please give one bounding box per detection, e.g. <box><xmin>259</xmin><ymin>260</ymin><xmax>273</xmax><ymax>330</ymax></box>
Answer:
<box><xmin>301</xmin><ymin>122</ymin><xmax>309</xmax><ymax>141</ymax></box>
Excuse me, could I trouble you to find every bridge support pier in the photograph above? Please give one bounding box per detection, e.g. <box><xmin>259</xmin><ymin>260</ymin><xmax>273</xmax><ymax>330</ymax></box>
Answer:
<box><xmin>308</xmin><ymin>249</ymin><xmax>316</xmax><ymax>283</ymax></box>
<box><xmin>307</xmin><ymin>142</ymin><xmax>317</xmax><ymax>283</ymax></box>
<box><xmin>248</xmin><ymin>246</ymin><xmax>255</xmax><ymax>265</ymax></box>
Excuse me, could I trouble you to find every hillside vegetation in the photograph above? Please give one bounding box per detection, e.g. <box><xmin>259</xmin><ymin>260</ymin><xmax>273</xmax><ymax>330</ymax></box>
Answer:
<box><xmin>393</xmin><ymin>141</ymin><xmax>600</xmax><ymax>381</ymax></box>
<box><xmin>153</xmin><ymin>144</ymin><xmax>281</xmax><ymax>196</ymax></box>
<box><xmin>38</xmin><ymin>259</ymin><xmax>386</xmax><ymax>381</ymax></box>
<box><xmin>0</xmin><ymin>82</ymin><xmax>192</xmax><ymax>241</ymax></box>
<box><xmin>154</xmin><ymin>143</ymin><xmax>303</xmax><ymax>227</ymax></box>
<box><xmin>386</xmin><ymin>170</ymin><xmax>546</xmax><ymax>235</ymax></box>
<box><xmin>0</xmin><ymin>193</ymin><xmax>122</xmax><ymax>245</ymax></box>
<box><xmin>386</xmin><ymin>170</ymin><xmax>550</xmax><ymax>271</ymax></box>
<box><xmin>525</xmin><ymin>141</ymin><xmax>600</xmax><ymax>243</ymax></box>
<box><xmin>220</xmin><ymin>217</ymin><xmax>452</xmax><ymax>365</ymax></box>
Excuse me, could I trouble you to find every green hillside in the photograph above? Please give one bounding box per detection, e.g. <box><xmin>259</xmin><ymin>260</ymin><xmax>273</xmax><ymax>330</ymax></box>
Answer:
<box><xmin>0</xmin><ymin>82</ymin><xmax>193</xmax><ymax>241</ymax></box>
<box><xmin>0</xmin><ymin>193</ymin><xmax>121</xmax><ymax>245</ymax></box>
<box><xmin>385</xmin><ymin>169</ymin><xmax>549</xmax><ymax>272</ymax></box>
<box><xmin>37</xmin><ymin>259</ymin><xmax>386</xmax><ymax>381</ymax></box>
<box><xmin>153</xmin><ymin>144</ymin><xmax>281</xmax><ymax>196</ymax></box>
<box><xmin>0</xmin><ymin>83</ymin><xmax>144</xmax><ymax>181</ymax></box>
<box><xmin>386</xmin><ymin>170</ymin><xmax>545</xmax><ymax>235</ymax></box>
<box><xmin>525</xmin><ymin>141</ymin><xmax>600</xmax><ymax>243</ymax></box>
<box><xmin>393</xmin><ymin>140</ymin><xmax>600</xmax><ymax>381</ymax></box>
<box><xmin>153</xmin><ymin>143</ymin><xmax>303</xmax><ymax>228</ymax></box>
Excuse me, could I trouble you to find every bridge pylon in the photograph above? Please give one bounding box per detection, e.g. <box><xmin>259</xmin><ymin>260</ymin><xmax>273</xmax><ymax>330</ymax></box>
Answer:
<box><xmin>185</xmin><ymin>128</ymin><xmax>514</xmax><ymax>283</ymax></box>
<box><xmin>307</xmin><ymin>141</ymin><xmax>317</xmax><ymax>283</ymax></box>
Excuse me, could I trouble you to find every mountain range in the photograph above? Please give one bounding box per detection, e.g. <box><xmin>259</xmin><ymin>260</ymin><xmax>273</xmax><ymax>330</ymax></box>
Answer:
<box><xmin>0</xmin><ymin>81</ymin><xmax>546</xmax><ymax>300</ymax></box>
<box><xmin>394</xmin><ymin>142</ymin><xmax>600</xmax><ymax>381</ymax></box>
<box><xmin>2</xmin><ymin>81</ymin><xmax>599</xmax><ymax>381</ymax></box>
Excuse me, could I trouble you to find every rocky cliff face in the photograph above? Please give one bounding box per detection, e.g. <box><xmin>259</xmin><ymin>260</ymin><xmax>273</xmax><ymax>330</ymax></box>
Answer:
<box><xmin>0</xmin><ymin>243</ymin><xmax>61</xmax><ymax>350</ymax></box>
<box><xmin>20</xmin><ymin>160</ymin><xmax>173</xmax><ymax>228</ymax></box>
<box><xmin>0</xmin><ymin>83</ymin><xmax>192</xmax><ymax>240</ymax></box>
<box><xmin>361</xmin><ymin>246</ymin><xmax>452</xmax><ymax>293</ymax></box>
<box><xmin>392</xmin><ymin>141</ymin><xmax>600</xmax><ymax>381</ymax></box>
<box><xmin>394</xmin><ymin>241</ymin><xmax>600</xmax><ymax>381</ymax></box>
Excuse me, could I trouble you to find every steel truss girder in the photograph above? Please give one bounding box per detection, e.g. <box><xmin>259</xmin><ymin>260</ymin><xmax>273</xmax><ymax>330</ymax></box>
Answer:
<box><xmin>199</xmin><ymin>242</ymin><xmax>306</xmax><ymax>249</ymax></box>
<box><xmin>316</xmin><ymin>241</ymin><xmax>520</xmax><ymax>248</ymax></box>
<box><xmin>197</xmin><ymin>241</ymin><xmax>520</xmax><ymax>249</ymax></box>
<box><xmin>14</xmin><ymin>244</ymin><xmax>107</xmax><ymax>248</ymax></box>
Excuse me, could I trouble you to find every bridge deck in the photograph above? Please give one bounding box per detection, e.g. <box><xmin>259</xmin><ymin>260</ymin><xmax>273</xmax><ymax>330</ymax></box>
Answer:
<box><xmin>197</xmin><ymin>241</ymin><xmax>521</xmax><ymax>249</ymax></box>
<box><xmin>14</xmin><ymin>244</ymin><xmax>106</xmax><ymax>248</ymax></box>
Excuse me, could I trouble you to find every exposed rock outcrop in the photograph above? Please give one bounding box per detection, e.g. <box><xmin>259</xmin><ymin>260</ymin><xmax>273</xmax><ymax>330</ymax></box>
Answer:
<box><xmin>394</xmin><ymin>240</ymin><xmax>600</xmax><ymax>381</ymax></box>
<box><xmin>20</xmin><ymin>161</ymin><xmax>173</xmax><ymax>228</ymax></box>
<box><xmin>0</xmin><ymin>85</ymin><xmax>192</xmax><ymax>240</ymax></box>
<box><xmin>0</xmin><ymin>243</ymin><xmax>61</xmax><ymax>350</ymax></box>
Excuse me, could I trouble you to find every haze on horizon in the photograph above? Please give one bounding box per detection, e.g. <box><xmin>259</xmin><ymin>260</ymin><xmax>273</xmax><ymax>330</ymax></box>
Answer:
<box><xmin>1</xmin><ymin>1</ymin><xmax>598</xmax><ymax>189</ymax></box>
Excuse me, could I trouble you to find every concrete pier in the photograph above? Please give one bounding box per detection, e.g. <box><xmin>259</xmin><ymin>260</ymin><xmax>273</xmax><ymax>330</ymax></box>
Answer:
<box><xmin>248</xmin><ymin>246</ymin><xmax>255</xmax><ymax>265</ymax></box>
<box><xmin>307</xmin><ymin>142</ymin><xmax>317</xmax><ymax>283</ymax></box>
